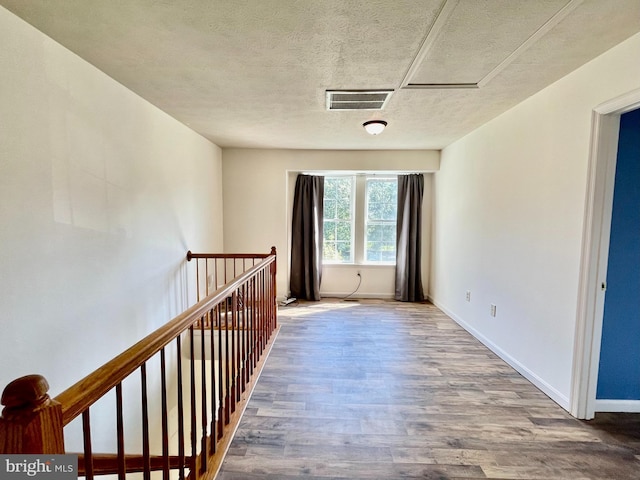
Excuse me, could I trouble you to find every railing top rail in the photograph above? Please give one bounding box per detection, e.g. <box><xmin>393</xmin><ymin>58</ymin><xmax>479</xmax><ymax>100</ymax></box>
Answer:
<box><xmin>54</xmin><ymin>253</ymin><xmax>276</xmax><ymax>426</ymax></box>
<box><xmin>186</xmin><ymin>246</ymin><xmax>276</xmax><ymax>261</ymax></box>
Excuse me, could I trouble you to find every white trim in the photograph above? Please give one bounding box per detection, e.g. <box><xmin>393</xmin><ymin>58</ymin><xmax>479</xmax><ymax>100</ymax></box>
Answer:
<box><xmin>594</xmin><ymin>88</ymin><xmax>640</xmax><ymax>115</ymax></box>
<box><xmin>594</xmin><ymin>400</ymin><xmax>640</xmax><ymax>413</ymax></box>
<box><xmin>403</xmin><ymin>0</ymin><xmax>582</xmax><ymax>90</ymax></box>
<box><xmin>572</xmin><ymin>87</ymin><xmax>640</xmax><ymax>419</ymax></box>
<box><xmin>400</xmin><ymin>0</ymin><xmax>459</xmax><ymax>88</ymax></box>
<box><xmin>570</xmin><ymin>112</ymin><xmax>620</xmax><ymax>418</ymax></box>
<box><xmin>477</xmin><ymin>0</ymin><xmax>582</xmax><ymax>87</ymax></box>
<box><xmin>429</xmin><ymin>296</ymin><xmax>571</xmax><ymax>411</ymax></box>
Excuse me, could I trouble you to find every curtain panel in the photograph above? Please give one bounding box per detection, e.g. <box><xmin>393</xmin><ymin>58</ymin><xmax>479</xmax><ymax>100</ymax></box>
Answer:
<box><xmin>395</xmin><ymin>174</ymin><xmax>425</xmax><ymax>302</ymax></box>
<box><xmin>290</xmin><ymin>174</ymin><xmax>324</xmax><ymax>301</ymax></box>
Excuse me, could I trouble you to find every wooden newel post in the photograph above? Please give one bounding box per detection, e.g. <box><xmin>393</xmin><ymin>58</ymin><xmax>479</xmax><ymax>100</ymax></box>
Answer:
<box><xmin>0</xmin><ymin>374</ymin><xmax>65</xmax><ymax>454</ymax></box>
<box><xmin>270</xmin><ymin>246</ymin><xmax>277</xmax><ymax>318</ymax></box>
<box><xmin>270</xmin><ymin>246</ymin><xmax>277</xmax><ymax>277</ymax></box>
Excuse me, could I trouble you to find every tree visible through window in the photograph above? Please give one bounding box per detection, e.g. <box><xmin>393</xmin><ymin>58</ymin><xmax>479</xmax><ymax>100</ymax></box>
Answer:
<box><xmin>321</xmin><ymin>175</ymin><xmax>397</xmax><ymax>264</ymax></box>
<box><xmin>323</xmin><ymin>176</ymin><xmax>354</xmax><ymax>263</ymax></box>
<box><xmin>365</xmin><ymin>178</ymin><xmax>397</xmax><ymax>263</ymax></box>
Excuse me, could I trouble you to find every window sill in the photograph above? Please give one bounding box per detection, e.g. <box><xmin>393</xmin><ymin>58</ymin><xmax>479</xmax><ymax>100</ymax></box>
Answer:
<box><xmin>322</xmin><ymin>263</ymin><xmax>396</xmax><ymax>268</ymax></box>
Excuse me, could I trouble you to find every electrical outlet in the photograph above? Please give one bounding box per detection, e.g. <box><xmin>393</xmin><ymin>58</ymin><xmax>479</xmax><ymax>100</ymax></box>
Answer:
<box><xmin>465</xmin><ymin>290</ymin><xmax>471</xmax><ymax>302</ymax></box>
<box><xmin>357</xmin><ymin>270</ymin><xmax>361</xmax><ymax>277</ymax></box>
<box><xmin>490</xmin><ymin>304</ymin><xmax>497</xmax><ymax>317</ymax></box>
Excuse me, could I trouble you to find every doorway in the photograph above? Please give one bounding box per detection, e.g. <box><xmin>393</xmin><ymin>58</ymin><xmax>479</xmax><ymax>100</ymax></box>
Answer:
<box><xmin>571</xmin><ymin>87</ymin><xmax>640</xmax><ymax>420</ymax></box>
<box><xmin>596</xmin><ymin>107</ymin><xmax>640</xmax><ymax>409</ymax></box>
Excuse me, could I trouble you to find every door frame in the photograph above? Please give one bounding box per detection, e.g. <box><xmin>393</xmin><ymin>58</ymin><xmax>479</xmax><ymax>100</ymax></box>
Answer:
<box><xmin>571</xmin><ymin>87</ymin><xmax>640</xmax><ymax>419</ymax></box>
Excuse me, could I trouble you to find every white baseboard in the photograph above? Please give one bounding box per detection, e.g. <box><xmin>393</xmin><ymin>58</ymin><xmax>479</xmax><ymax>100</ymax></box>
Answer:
<box><xmin>594</xmin><ymin>399</ymin><xmax>640</xmax><ymax>413</ymax></box>
<box><xmin>428</xmin><ymin>295</ymin><xmax>571</xmax><ymax>412</ymax></box>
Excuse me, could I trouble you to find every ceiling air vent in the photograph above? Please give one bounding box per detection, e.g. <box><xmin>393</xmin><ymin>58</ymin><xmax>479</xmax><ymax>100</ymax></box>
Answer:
<box><xmin>326</xmin><ymin>90</ymin><xmax>393</xmax><ymax>111</ymax></box>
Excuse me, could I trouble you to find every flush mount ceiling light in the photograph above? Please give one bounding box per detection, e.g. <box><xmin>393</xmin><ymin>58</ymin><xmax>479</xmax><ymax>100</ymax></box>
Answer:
<box><xmin>363</xmin><ymin>120</ymin><xmax>387</xmax><ymax>135</ymax></box>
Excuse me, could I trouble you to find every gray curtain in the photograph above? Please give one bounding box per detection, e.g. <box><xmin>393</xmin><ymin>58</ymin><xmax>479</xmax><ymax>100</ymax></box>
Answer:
<box><xmin>290</xmin><ymin>174</ymin><xmax>324</xmax><ymax>300</ymax></box>
<box><xmin>395</xmin><ymin>174</ymin><xmax>424</xmax><ymax>302</ymax></box>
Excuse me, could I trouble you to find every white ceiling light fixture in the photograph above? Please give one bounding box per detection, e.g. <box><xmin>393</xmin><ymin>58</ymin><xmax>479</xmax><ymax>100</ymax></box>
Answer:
<box><xmin>363</xmin><ymin>120</ymin><xmax>387</xmax><ymax>135</ymax></box>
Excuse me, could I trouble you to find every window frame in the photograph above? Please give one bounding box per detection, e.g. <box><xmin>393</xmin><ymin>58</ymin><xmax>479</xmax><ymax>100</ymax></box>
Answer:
<box><xmin>322</xmin><ymin>175</ymin><xmax>356</xmax><ymax>264</ymax></box>
<box><xmin>321</xmin><ymin>174</ymin><xmax>397</xmax><ymax>266</ymax></box>
<box><xmin>364</xmin><ymin>176</ymin><xmax>398</xmax><ymax>265</ymax></box>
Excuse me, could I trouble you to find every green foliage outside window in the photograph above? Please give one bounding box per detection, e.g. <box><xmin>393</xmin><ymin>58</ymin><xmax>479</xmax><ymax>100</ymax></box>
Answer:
<box><xmin>366</xmin><ymin>179</ymin><xmax>397</xmax><ymax>263</ymax></box>
<box><xmin>321</xmin><ymin>175</ymin><xmax>397</xmax><ymax>264</ymax></box>
<box><xmin>323</xmin><ymin>177</ymin><xmax>353</xmax><ymax>262</ymax></box>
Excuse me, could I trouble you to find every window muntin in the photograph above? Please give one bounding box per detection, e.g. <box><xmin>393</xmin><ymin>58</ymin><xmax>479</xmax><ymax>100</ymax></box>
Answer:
<box><xmin>321</xmin><ymin>175</ymin><xmax>398</xmax><ymax>265</ymax></box>
<box><xmin>322</xmin><ymin>176</ymin><xmax>354</xmax><ymax>263</ymax></box>
<box><xmin>365</xmin><ymin>178</ymin><xmax>397</xmax><ymax>263</ymax></box>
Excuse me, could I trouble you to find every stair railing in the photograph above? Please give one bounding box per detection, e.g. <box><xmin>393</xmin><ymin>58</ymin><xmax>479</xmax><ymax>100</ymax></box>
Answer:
<box><xmin>0</xmin><ymin>248</ymin><xmax>278</xmax><ymax>480</ymax></box>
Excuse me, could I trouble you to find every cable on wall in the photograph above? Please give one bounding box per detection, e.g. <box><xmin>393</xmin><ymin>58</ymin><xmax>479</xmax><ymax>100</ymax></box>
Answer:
<box><xmin>341</xmin><ymin>273</ymin><xmax>362</xmax><ymax>301</ymax></box>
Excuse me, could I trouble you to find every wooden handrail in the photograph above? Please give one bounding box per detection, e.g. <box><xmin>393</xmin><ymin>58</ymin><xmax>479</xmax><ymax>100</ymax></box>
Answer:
<box><xmin>186</xmin><ymin>248</ymin><xmax>275</xmax><ymax>261</ymax></box>
<box><xmin>56</xmin><ymin>256</ymin><xmax>275</xmax><ymax>426</ymax></box>
<box><xmin>187</xmin><ymin>246</ymin><xmax>277</xmax><ymax>312</ymax></box>
<box><xmin>1</xmin><ymin>248</ymin><xmax>279</xmax><ymax>480</ymax></box>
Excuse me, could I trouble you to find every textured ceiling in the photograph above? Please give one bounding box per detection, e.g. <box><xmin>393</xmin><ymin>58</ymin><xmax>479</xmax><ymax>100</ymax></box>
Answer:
<box><xmin>2</xmin><ymin>0</ymin><xmax>640</xmax><ymax>150</ymax></box>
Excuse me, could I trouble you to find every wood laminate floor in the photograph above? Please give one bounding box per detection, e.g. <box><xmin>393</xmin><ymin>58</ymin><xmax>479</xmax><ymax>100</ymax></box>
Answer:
<box><xmin>217</xmin><ymin>299</ymin><xmax>640</xmax><ymax>479</ymax></box>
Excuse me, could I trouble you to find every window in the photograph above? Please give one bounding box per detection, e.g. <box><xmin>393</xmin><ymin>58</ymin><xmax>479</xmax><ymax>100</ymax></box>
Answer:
<box><xmin>365</xmin><ymin>178</ymin><xmax>397</xmax><ymax>263</ymax></box>
<box><xmin>322</xmin><ymin>175</ymin><xmax>397</xmax><ymax>264</ymax></box>
<box><xmin>323</xmin><ymin>176</ymin><xmax>354</xmax><ymax>263</ymax></box>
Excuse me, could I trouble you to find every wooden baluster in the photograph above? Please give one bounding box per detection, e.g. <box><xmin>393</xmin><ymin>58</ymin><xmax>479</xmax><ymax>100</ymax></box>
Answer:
<box><xmin>82</xmin><ymin>409</ymin><xmax>94</xmax><ymax>480</ymax></box>
<box><xmin>236</xmin><ymin>288</ymin><xmax>241</xmax><ymax>400</ymax></box>
<box><xmin>236</xmin><ymin>288</ymin><xmax>243</xmax><ymax>398</ymax></box>
<box><xmin>224</xmin><ymin>298</ymin><xmax>231</xmax><ymax>425</ymax></box>
<box><xmin>258</xmin><ymin>275</ymin><xmax>263</xmax><ymax>366</ymax></box>
<box><xmin>259</xmin><ymin>270</ymin><xmax>265</xmax><ymax>356</ymax></box>
<box><xmin>253</xmin><ymin>275</ymin><xmax>259</xmax><ymax>366</ymax></box>
<box><xmin>140</xmin><ymin>364</ymin><xmax>150</xmax><ymax>480</ymax></box>
<box><xmin>262</xmin><ymin>268</ymin><xmax>267</xmax><ymax>339</ymax></box>
<box><xmin>266</xmin><ymin>266</ymin><xmax>271</xmax><ymax>337</ymax></box>
<box><xmin>205</xmin><ymin>259</ymin><xmax>210</xmax><ymax>297</ymax></box>
<box><xmin>115</xmin><ymin>383</ymin><xmax>126</xmax><ymax>480</ymax></box>
<box><xmin>216</xmin><ymin>305</ymin><xmax>224</xmax><ymax>440</ymax></box>
<box><xmin>263</xmin><ymin>266</ymin><xmax>269</xmax><ymax>337</ymax></box>
<box><xmin>267</xmin><ymin>266</ymin><xmax>272</xmax><ymax>339</ymax></box>
<box><xmin>160</xmin><ymin>348</ymin><xmax>169</xmax><ymax>480</ymax></box>
<box><xmin>240</xmin><ymin>283</ymin><xmax>247</xmax><ymax>393</ymax></box>
<box><xmin>268</xmin><ymin>268</ymin><xmax>272</xmax><ymax>334</ymax></box>
<box><xmin>249</xmin><ymin>279</ymin><xmax>255</xmax><ymax>378</ymax></box>
<box><xmin>209</xmin><ymin>307</ymin><xmax>217</xmax><ymax>455</ymax></box>
<box><xmin>175</xmin><ymin>337</ymin><xmax>186</xmax><ymax>480</ymax></box>
<box><xmin>265</xmin><ymin>270</ymin><xmax>270</xmax><ymax>335</ymax></box>
<box><xmin>268</xmin><ymin>260</ymin><xmax>274</xmax><ymax>335</ymax></box>
<box><xmin>0</xmin><ymin>374</ymin><xmax>64</xmax><ymax>454</ymax></box>
<box><xmin>195</xmin><ymin>258</ymin><xmax>201</xmax><ymax>303</ymax></box>
<box><xmin>199</xmin><ymin>315</ymin><xmax>208</xmax><ymax>475</ymax></box>
<box><xmin>214</xmin><ymin>258</ymin><xmax>219</xmax><ymax>298</ymax></box>
<box><xmin>188</xmin><ymin>326</ymin><xmax>197</xmax><ymax>472</ymax></box>
<box><xmin>230</xmin><ymin>292</ymin><xmax>237</xmax><ymax>412</ymax></box>
<box><xmin>250</xmin><ymin>278</ymin><xmax>257</xmax><ymax>373</ymax></box>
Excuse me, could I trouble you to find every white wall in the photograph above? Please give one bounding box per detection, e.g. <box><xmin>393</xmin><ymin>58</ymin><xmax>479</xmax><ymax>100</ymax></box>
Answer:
<box><xmin>221</xmin><ymin>149</ymin><xmax>438</xmax><ymax>298</ymax></box>
<box><xmin>430</xmin><ymin>32</ymin><xmax>640</xmax><ymax>410</ymax></box>
<box><xmin>0</xmin><ymin>5</ymin><xmax>223</xmax><ymax>425</ymax></box>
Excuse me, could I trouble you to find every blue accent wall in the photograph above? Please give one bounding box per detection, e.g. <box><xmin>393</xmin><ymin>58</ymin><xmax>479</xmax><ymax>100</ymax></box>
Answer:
<box><xmin>597</xmin><ymin>107</ymin><xmax>640</xmax><ymax>400</ymax></box>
